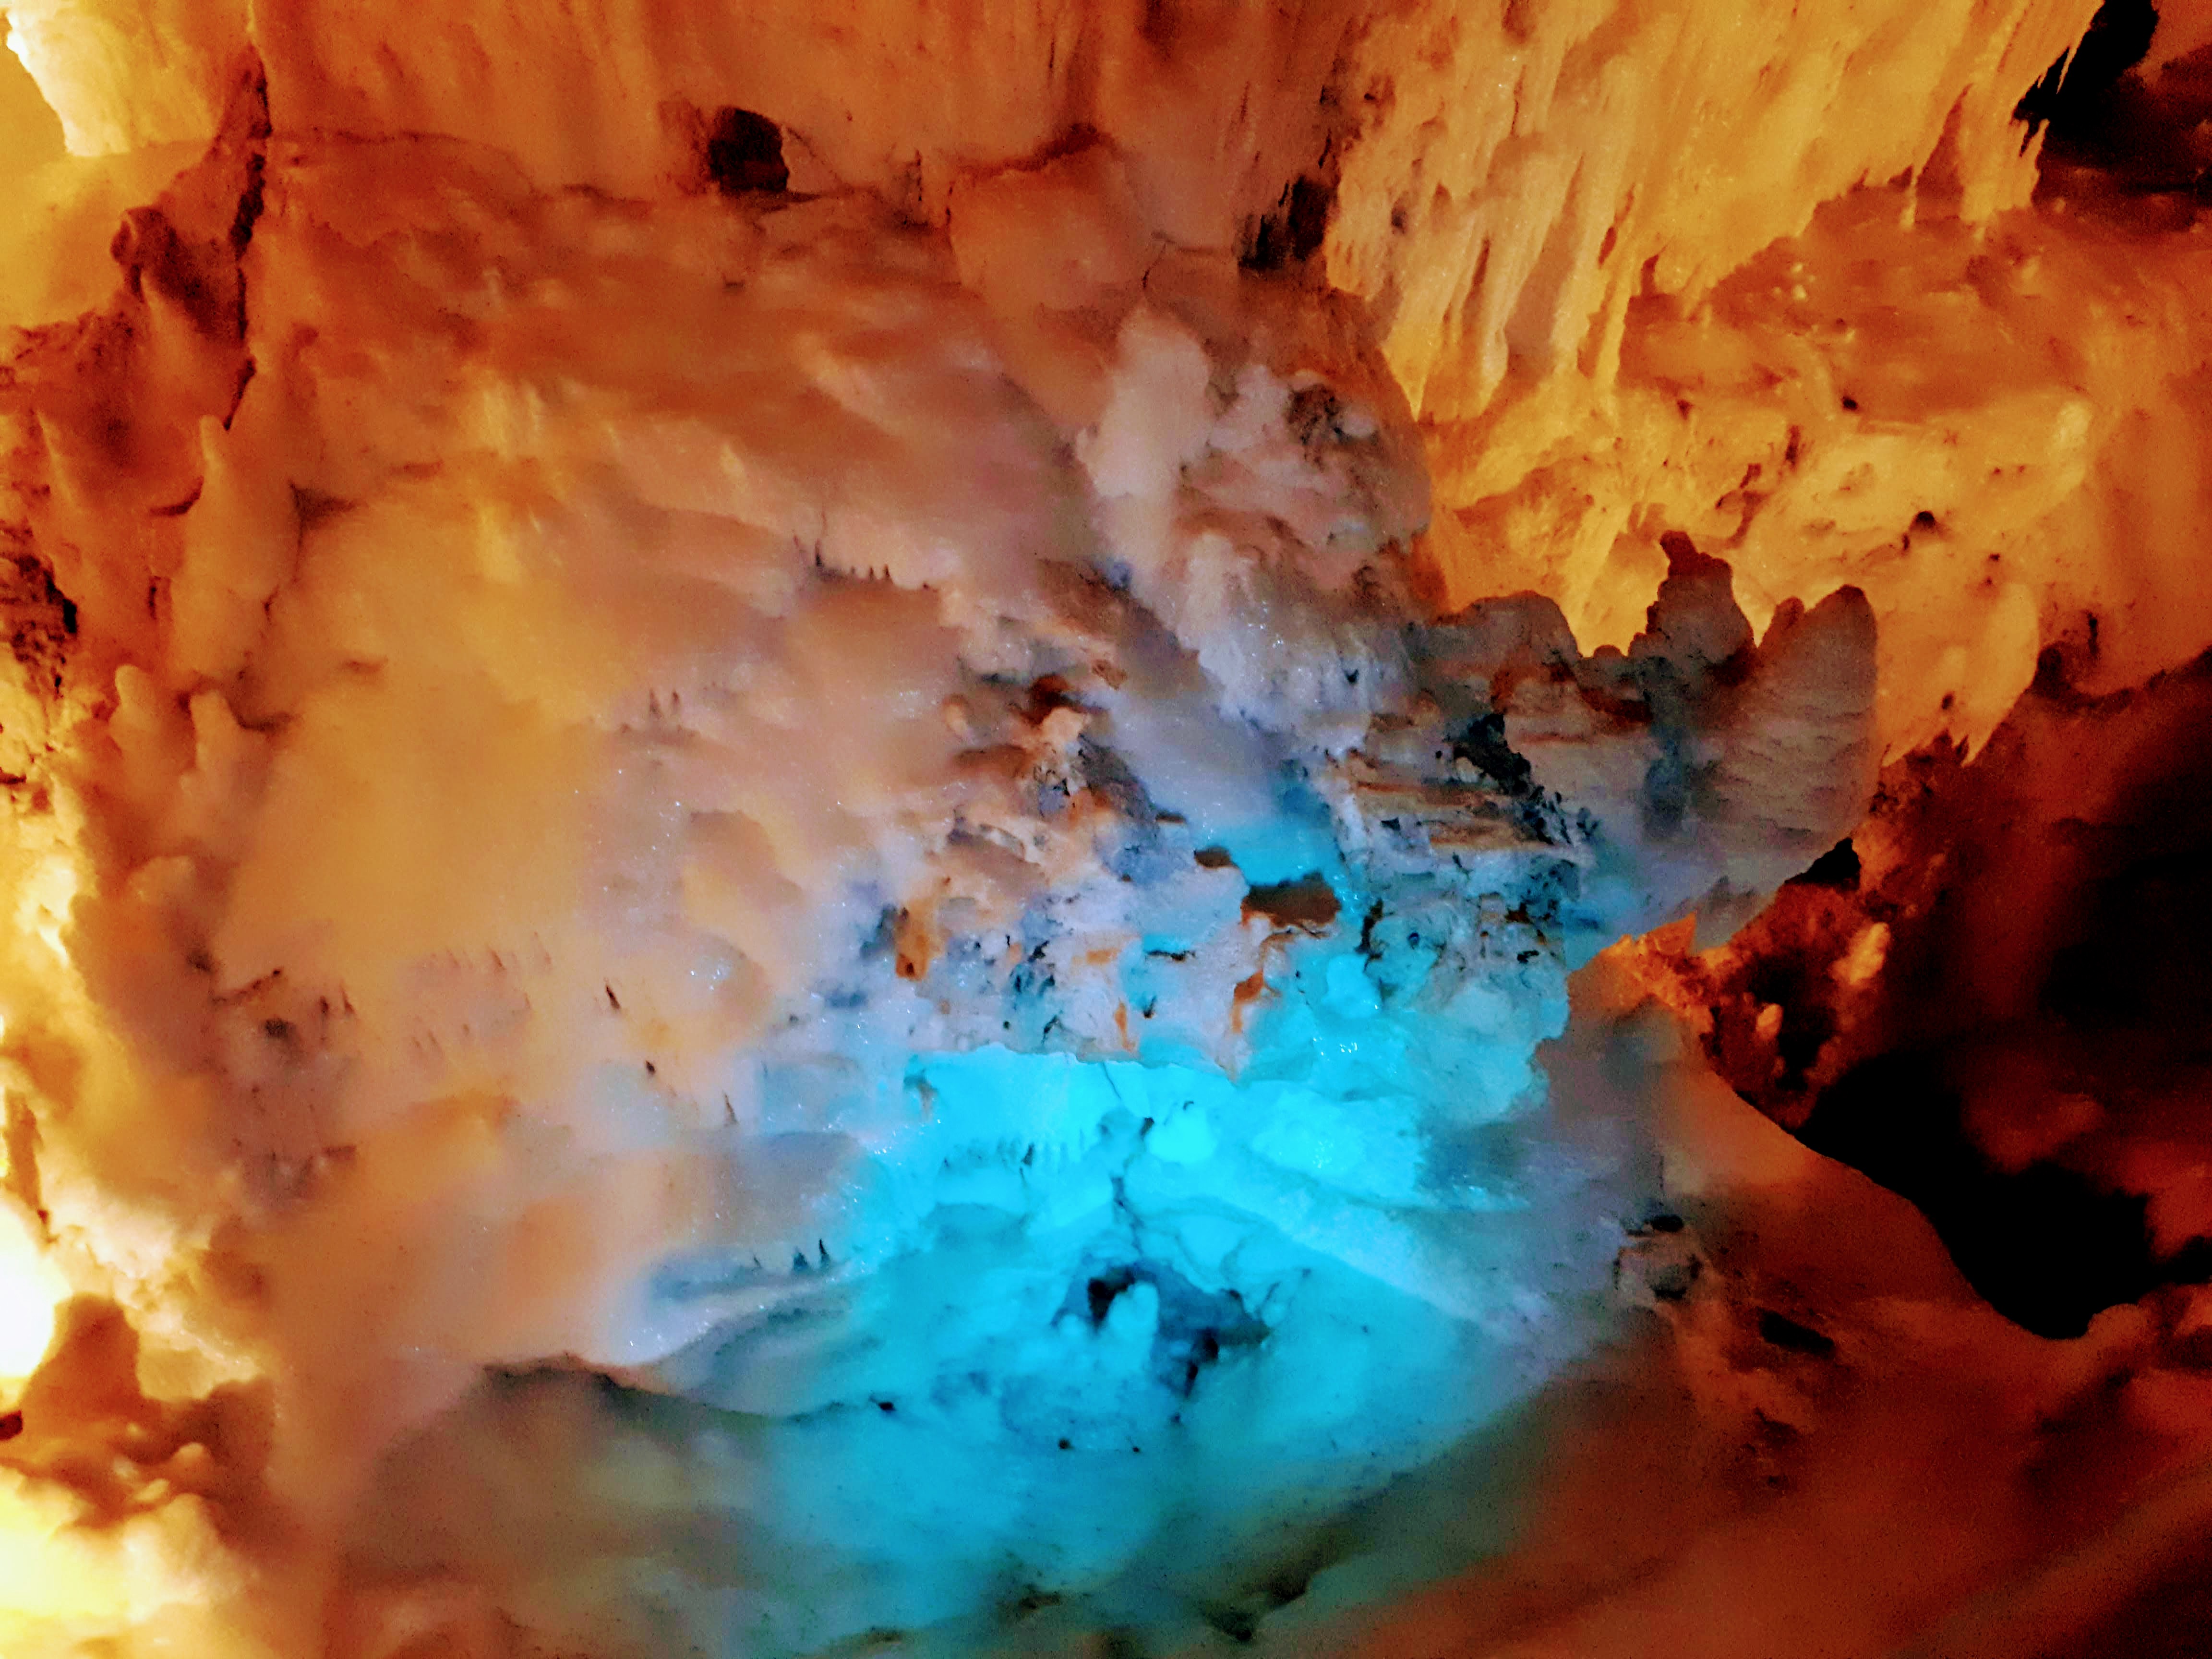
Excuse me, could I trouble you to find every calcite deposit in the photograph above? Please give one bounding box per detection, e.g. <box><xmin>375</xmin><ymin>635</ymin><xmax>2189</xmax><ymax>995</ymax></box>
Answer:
<box><xmin>3</xmin><ymin>2</ymin><xmax>2212</xmax><ymax>1657</ymax></box>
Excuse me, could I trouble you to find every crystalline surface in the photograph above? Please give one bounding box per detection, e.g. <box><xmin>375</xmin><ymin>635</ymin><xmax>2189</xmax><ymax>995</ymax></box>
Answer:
<box><xmin>15</xmin><ymin>3</ymin><xmax>2212</xmax><ymax>1656</ymax></box>
<box><xmin>0</xmin><ymin>75</ymin><xmax>1888</xmax><ymax>1649</ymax></box>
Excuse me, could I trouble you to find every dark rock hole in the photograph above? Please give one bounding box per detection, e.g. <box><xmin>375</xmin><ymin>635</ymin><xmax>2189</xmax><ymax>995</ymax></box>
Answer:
<box><xmin>705</xmin><ymin>107</ymin><xmax>789</xmax><ymax>196</ymax></box>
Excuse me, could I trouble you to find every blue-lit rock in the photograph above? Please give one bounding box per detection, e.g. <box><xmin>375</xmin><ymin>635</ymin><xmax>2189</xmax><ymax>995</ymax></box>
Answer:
<box><xmin>587</xmin><ymin>396</ymin><xmax>1872</xmax><ymax>1652</ymax></box>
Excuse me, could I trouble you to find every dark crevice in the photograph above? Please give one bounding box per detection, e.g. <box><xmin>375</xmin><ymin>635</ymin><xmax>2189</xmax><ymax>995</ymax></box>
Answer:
<box><xmin>1787</xmin><ymin>837</ymin><xmax>1861</xmax><ymax>891</ymax></box>
<box><xmin>2020</xmin><ymin>1</ymin><xmax>2212</xmax><ymax>220</ymax></box>
<box><xmin>704</xmin><ymin>108</ymin><xmax>790</xmax><ymax>196</ymax></box>
<box><xmin>2016</xmin><ymin>0</ymin><xmax>2161</xmax><ymax>146</ymax></box>
<box><xmin>1066</xmin><ymin>1259</ymin><xmax>1268</xmax><ymax>1397</ymax></box>
<box><xmin>1799</xmin><ymin>1054</ymin><xmax>2205</xmax><ymax>1339</ymax></box>
<box><xmin>1704</xmin><ymin>656</ymin><xmax>2212</xmax><ymax>1340</ymax></box>
<box><xmin>1755</xmin><ymin>1309</ymin><xmax>1836</xmax><ymax>1358</ymax></box>
<box><xmin>1242</xmin><ymin>174</ymin><xmax>1335</xmax><ymax>271</ymax></box>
